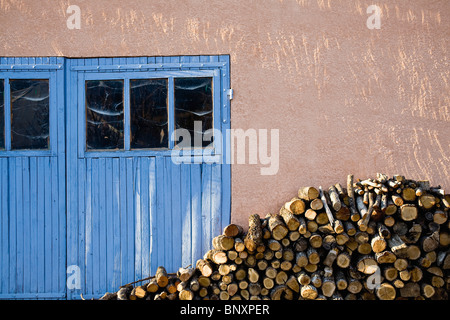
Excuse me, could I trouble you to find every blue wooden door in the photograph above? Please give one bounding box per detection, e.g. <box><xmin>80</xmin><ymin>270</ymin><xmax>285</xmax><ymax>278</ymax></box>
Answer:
<box><xmin>65</xmin><ymin>56</ymin><xmax>231</xmax><ymax>299</ymax></box>
<box><xmin>0</xmin><ymin>57</ymin><xmax>66</xmax><ymax>299</ymax></box>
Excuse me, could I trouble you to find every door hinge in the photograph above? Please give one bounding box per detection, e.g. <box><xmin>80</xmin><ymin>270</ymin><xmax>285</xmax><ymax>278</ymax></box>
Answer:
<box><xmin>227</xmin><ymin>88</ymin><xmax>233</xmax><ymax>100</ymax></box>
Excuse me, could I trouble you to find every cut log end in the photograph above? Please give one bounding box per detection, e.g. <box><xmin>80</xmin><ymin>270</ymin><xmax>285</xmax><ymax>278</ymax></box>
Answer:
<box><xmin>298</xmin><ymin>187</ymin><xmax>320</xmax><ymax>201</ymax></box>
<box><xmin>376</xmin><ymin>283</ymin><xmax>396</xmax><ymax>300</ymax></box>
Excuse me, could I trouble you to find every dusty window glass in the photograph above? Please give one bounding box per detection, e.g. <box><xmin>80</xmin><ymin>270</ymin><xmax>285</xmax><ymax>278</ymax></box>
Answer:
<box><xmin>174</xmin><ymin>77</ymin><xmax>213</xmax><ymax>148</ymax></box>
<box><xmin>86</xmin><ymin>80</ymin><xmax>124</xmax><ymax>150</ymax></box>
<box><xmin>130</xmin><ymin>79</ymin><xmax>168</xmax><ymax>149</ymax></box>
<box><xmin>10</xmin><ymin>79</ymin><xmax>50</xmax><ymax>150</ymax></box>
<box><xmin>0</xmin><ymin>80</ymin><xmax>4</xmax><ymax>149</ymax></box>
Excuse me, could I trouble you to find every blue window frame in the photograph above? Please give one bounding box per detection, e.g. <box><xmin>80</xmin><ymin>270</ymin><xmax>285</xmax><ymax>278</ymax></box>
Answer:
<box><xmin>0</xmin><ymin>71</ymin><xmax>58</xmax><ymax>157</ymax></box>
<box><xmin>0</xmin><ymin>79</ymin><xmax>4</xmax><ymax>149</ymax></box>
<box><xmin>78</xmin><ymin>69</ymin><xmax>221</xmax><ymax>159</ymax></box>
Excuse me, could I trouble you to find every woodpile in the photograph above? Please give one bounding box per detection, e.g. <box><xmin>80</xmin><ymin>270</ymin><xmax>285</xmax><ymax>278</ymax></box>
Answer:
<box><xmin>98</xmin><ymin>174</ymin><xmax>450</xmax><ymax>300</ymax></box>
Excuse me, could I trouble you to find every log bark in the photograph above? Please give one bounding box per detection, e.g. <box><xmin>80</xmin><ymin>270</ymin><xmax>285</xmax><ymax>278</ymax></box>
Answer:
<box><xmin>270</xmin><ymin>285</ymin><xmax>287</xmax><ymax>300</ymax></box>
<box><xmin>328</xmin><ymin>185</ymin><xmax>342</xmax><ymax>211</ymax></box>
<box><xmin>117</xmin><ymin>286</ymin><xmax>130</xmax><ymax>300</ymax></box>
<box><xmin>156</xmin><ymin>266</ymin><xmax>169</xmax><ymax>288</ymax></box>
<box><xmin>319</xmin><ymin>186</ymin><xmax>344</xmax><ymax>234</ymax></box>
<box><xmin>267</xmin><ymin>213</ymin><xmax>289</xmax><ymax>240</ymax></box>
<box><xmin>279</xmin><ymin>207</ymin><xmax>301</xmax><ymax>231</ymax></box>
<box><xmin>244</xmin><ymin>214</ymin><xmax>263</xmax><ymax>251</ymax></box>
<box><xmin>99</xmin><ymin>292</ymin><xmax>117</xmax><ymax>300</ymax></box>
<box><xmin>323</xmin><ymin>247</ymin><xmax>339</xmax><ymax>267</ymax></box>
<box><xmin>248</xmin><ymin>282</ymin><xmax>261</xmax><ymax>296</ymax></box>
<box><xmin>347</xmin><ymin>174</ymin><xmax>361</xmax><ymax>221</ymax></box>
<box><xmin>298</xmin><ymin>217</ymin><xmax>307</xmax><ymax>235</ymax></box>
<box><xmin>377</xmin><ymin>223</ymin><xmax>391</xmax><ymax>239</ymax></box>
<box><xmin>388</xmin><ymin>234</ymin><xmax>408</xmax><ymax>257</ymax></box>
<box><xmin>358</xmin><ymin>191</ymin><xmax>374</xmax><ymax>231</ymax></box>
<box><xmin>178</xmin><ymin>267</ymin><xmax>196</xmax><ymax>282</ymax></box>
<box><xmin>335</xmin><ymin>183</ymin><xmax>348</xmax><ymax>204</ymax></box>
<box><xmin>404</xmin><ymin>223</ymin><xmax>422</xmax><ymax>244</ymax></box>
<box><xmin>355</xmin><ymin>196</ymin><xmax>368</xmax><ymax>226</ymax></box>
<box><xmin>310</xmin><ymin>272</ymin><xmax>322</xmax><ymax>288</ymax></box>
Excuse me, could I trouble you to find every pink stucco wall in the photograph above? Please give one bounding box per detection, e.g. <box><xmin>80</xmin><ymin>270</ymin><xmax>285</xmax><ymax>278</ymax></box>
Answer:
<box><xmin>1</xmin><ymin>0</ymin><xmax>448</xmax><ymax>228</ymax></box>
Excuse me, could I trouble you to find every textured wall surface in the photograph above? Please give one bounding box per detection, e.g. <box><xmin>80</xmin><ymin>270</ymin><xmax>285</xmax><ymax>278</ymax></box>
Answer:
<box><xmin>1</xmin><ymin>0</ymin><xmax>448</xmax><ymax>228</ymax></box>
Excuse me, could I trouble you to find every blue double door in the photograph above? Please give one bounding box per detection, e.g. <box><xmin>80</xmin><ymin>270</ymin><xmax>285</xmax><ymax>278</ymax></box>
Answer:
<box><xmin>0</xmin><ymin>56</ymin><xmax>231</xmax><ymax>299</ymax></box>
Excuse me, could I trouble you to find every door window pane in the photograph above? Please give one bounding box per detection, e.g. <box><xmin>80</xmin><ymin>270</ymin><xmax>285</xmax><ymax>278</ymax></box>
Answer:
<box><xmin>0</xmin><ymin>80</ymin><xmax>3</xmax><ymax>149</ymax></box>
<box><xmin>86</xmin><ymin>80</ymin><xmax>124</xmax><ymax>150</ymax></box>
<box><xmin>174</xmin><ymin>77</ymin><xmax>213</xmax><ymax>148</ymax></box>
<box><xmin>10</xmin><ymin>79</ymin><xmax>49</xmax><ymax>150</ymax></box>
<box><xmin>130</xmin><ymin>79</ymin><xmax>168</xmax><ymax>149</ymax></box>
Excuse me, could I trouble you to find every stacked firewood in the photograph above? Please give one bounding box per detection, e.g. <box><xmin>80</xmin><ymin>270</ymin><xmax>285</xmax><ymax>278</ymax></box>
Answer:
<box><xmin>98</xmin><ymin>174</ymin><xmax>450</xmax><ymax>300</ymax></box>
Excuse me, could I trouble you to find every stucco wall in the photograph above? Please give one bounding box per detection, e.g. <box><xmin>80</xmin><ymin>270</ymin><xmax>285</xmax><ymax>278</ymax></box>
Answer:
<box><xmin>1</xmin><ymin>0</ymin><xmax>449</xmax><ymax>228</ymax></box>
